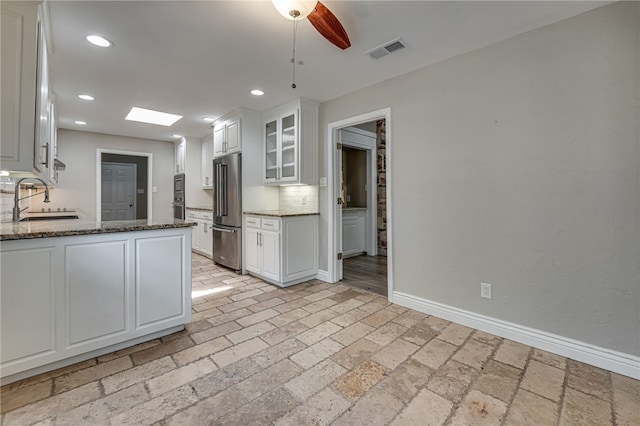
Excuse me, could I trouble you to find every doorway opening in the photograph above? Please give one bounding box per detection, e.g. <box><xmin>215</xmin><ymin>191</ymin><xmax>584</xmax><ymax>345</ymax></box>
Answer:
<box><xmin>327</xmin><ymin>108</ymin><xmax>392</xmax><ymax>300</ymax></box>
<box><xmin>96</xmin><ymin>149</ymin><xmax>153</xmax><ymax>221</ymax></box>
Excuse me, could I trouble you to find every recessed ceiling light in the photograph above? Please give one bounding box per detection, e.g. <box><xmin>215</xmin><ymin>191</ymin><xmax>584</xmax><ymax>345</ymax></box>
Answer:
<box><xmin>78</xmin><ymin>94</ymin><xmax>94</xmax><ymax>101</ymax></box>
<box><xmin>85</xmin><ymin>35</ymin><xmax>113</xmax><ymax>47</ymax></box>
<box><xmin>251</xmin><ymin>89</ymin><xmax>264</xmax><ymax>96</ymax></box>
<box><xmin>172</xmin><ymin>134</ymin><xmax>183</xmax><ymax>138</ymax></box>
<box><xmin>202</xmin><ymin>117</ymin><xmax>215</xmax><ymax>122</ymax></box>
<box><xmin>74</xmin><ymin>120</ymin><xmax>87</xmax><ymax>125</ymax></box>
<box><xmin>125</xmin><ymin>107</ymin><xmax>182</xmax><ymax>127</ymax></box>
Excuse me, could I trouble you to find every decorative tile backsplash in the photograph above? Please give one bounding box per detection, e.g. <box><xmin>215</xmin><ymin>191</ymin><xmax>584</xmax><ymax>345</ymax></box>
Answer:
<box><xmin>0</xmin><ymin>178</ymin><xmax>17</xmax><ymax>222</ymax></box>
<box><xmin>279</xmin><ymin>185</ymin><xmax>318</xmax><ymax>211</ymax></box>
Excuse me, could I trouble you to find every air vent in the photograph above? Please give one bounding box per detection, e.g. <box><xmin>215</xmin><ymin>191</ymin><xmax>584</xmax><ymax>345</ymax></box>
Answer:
<box><xmin>366</xmin><ymin>38</ymin><xmax>408</xmax><ymax>60</ymax></box>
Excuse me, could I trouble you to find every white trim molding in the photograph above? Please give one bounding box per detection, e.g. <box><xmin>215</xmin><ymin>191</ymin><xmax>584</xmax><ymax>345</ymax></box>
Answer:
<box><xmin>393</xmin><ymin>291</ymin><xmax>640</xmax><ymax>380</ymax></box>
<box><xmin>316</xmin><ymin>269</ymin><xmax>330</xmax><ymax>283</ymax></box>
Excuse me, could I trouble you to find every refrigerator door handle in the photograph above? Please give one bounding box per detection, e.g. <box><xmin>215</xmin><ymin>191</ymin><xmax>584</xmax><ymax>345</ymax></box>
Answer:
<box><xmin>221</xmin><ymin>164</ymin><xmax>228</xmax><ymax>217</ymax></box>
<box><xmin>211</xmin><ymin>225</ymin><xmax>236</xmax><ymax>233</ymax></box>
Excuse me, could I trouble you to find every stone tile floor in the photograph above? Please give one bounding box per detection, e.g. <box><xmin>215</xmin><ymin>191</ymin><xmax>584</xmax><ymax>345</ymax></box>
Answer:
<box><xmin>1</xmin><ymin>253</ymin><xmax>638</xmax><ymax>425</ymax></box>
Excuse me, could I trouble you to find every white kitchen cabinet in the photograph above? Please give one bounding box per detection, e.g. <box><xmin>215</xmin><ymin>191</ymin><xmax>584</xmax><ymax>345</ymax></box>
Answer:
<box><xmin>0</xmin><ymin>227</ymin><xmax>192</xmax><ymax>383</ymax></box>
<box><xmin>1</xmin><ymin>1</ymin><xmax>54</xmax><ymax>182</ymax></box>
<box><xmin>1</xmin><ymin>247</ymin><xmax>56</xmax><ymax>371</ymax></box>
<box><xmin>187</xmin><ymin>209</ymin><xmax>213</xmax><ymax>258</ymax></box>
<box><xmin>263</xmin><ymin>98</ymin><xmax>318</xmax><ymax>185</ymax></box>
<box><xmin>342</xmin><ymin>208</ymin><xmax>366</xmax><ymax>258</ymax></box>
<box><xmin>174</xmin><ymin>138</ymin><xmax>186</xmax><ymax>174</ymax></box>
<box><xmin>244</xmin><ymin>214</ymin><xmax>318</xmax><ymax>287</ymax></box>
<box><xmin>201</xmin><ymin>136</ymin><xmax>213</xmax><ymax>188</ymax></box>
<box><xmin>212</xmin><ymin>114</ymin><xmax>241</xmax><ymax>159</ymax></box>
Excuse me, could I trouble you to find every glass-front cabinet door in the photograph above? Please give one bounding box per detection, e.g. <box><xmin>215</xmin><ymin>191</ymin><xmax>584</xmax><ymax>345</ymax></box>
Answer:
<box><xmin>265</xmin><ymin>118</ymin><xmax>278</xmax><ymax>182</ymax></box>
<box><xmin>279</xmin><ymin>111</ymin><xmax>297</xmax><ymax>182</ymax></box>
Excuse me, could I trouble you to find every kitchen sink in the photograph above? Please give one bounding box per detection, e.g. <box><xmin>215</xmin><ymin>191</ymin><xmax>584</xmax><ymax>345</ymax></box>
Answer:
<box><xmin>20</xmin><ymin>215</ymin><xmax>80</xmax><ymax>222</ymax></box>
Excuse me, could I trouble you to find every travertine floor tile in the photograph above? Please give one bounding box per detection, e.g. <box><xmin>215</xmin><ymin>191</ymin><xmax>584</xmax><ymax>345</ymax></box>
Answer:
<box><xmin>333</xmin><ymin>388</ymin><xmax>404</xmax><ymax>425</ymax></box>
<box><xmin>171</xmin><ymin>336</ymin><xmax>232</xmax><ymax>366</ymax></box>
<box><xmin>531</xmin><ymin>348</ymin><xmax>566</xmax><ymax>369</ymax></box>
<box><xmin>365</xmin><ymin>322</ymin><xmax>409</xmax><ymax>346</ymax></box>
<box><xmin>520</xmin><ymin>359</ymin><xmax>565</xmax><ymax>402</ymax></box>
<box><xmin>472</xmin><ymin>360</ymin><xmax>522</xmax><ymax>403</ymax></box>
<box><xmin>0</xmin><ymin>379</ymin><xmax>52</xmax><ymax>414</ymax></box>
<box><xmin>451</xmin><ymin>338</ymin><xmax>494</xmax><ymax>369</ymax></box>
<box><xmin>375</xmin><ymin>358</ymin><xmax>434</xmax><ymax>403</ymax></box>
<box><xmin>412</xmin><ymin>338</ymin><xmax>457</xmax><ymax>369</ymax></box>
<box><xmin>566</xmin><ymin>359</ymin><xmax>612</xmax><ymax>401</ymax></box>
<box><xmin>504</xmin><ymin>389</ymin><xmax>559</xmax><ymax>426</ymax></box>
<box><xmin>331</xmin><ymin>338</ymin><xmax>381</xmax><ymax>370</ymax></box>
<box><xmin>146</xmin><ymin>357</ymin><xmax>217</xmax><ymax>397</ymax></box>
<box><xmin>250</xmin><ymin>337</ymin><xmax>307</xmax><ymax>368</ymax></box>
<box><xmin>449</xmin><ymin>389</ymin><xmax>508</xmax><ymax>426</ymax></box>
<box><xmin>109</xmin><ymin>384</ymin><xmax>199</xmax><ymax>425</ymax></box>
<box><xmin>290</xmin><ymin>338</ymin><xmax>343</xmax><ymax>369</ymax></box>
<box><xmin>275</xmin><ymin>387</ymin><xmax>351</xmax><ymax>426</ymax></box>
<box><xmin>53</xmin><ymin>356</ymin><xmax>133</xmax><ymax>394</ymax></box>
<box><xmin>559</xmin><ymin>388</ymin><xmax>613</xmax><ymax>426</ymax></box>
<box><xmin>427</xmin><ymin>360</ymin><xmax>478</xmax><ymax>403</ymax></box>
<box><xmin>438</xmin><ymin>323</ymin><xmax>473</xmax><ymax>346</ymax></box>
<box><xmin>102</xmin><ymin>356</ymin><xmax>176</xmax><ymax>394</ymax></box>
<box><xmin>370</xmin><ymin>338</ymin><xmax>419</xmax><ymax>369</ymax></box>
<box><xmin>296</xmin><ymin>321</ymin><xmax>342</xmax><ymax>345</ymax></box>
<box><xmin>391</xmin><ymin>388</ymin><xmax>453</xmax><ymax>426</ymax></box>
<box><xmin>332</xmin><ymin>360</ymin><xmax>388</xmax><ymax>401</ymax></box>
<box><xmin>493</xmin><ymin>339</ymin><xmax>530</xmax><ymax>369</ymax></box>
<box><xmin>332</xmin><ymin>321</ymin><xmax>375</xmax><ymax>346</ymax></box>
<box><xmin>211</xmin><ymin>337</ymin><xmax>269</xmax><ymax>367</ymax></box>
<box><xmin>613</xmin><ymin>387</ymin><xmax>640</xmax><ymax>426</ymax></box>
<box><xmin>284</xmin><ymin>359</ymin><xmax>347</xmax><ymax>402</ymax></box>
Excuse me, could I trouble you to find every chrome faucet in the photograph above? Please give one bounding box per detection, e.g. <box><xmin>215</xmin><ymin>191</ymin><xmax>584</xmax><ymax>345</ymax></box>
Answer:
<box><xmin>13</xmin><ymin>177</ymin><xmax>50</xmax><ymax>222</ymax></box>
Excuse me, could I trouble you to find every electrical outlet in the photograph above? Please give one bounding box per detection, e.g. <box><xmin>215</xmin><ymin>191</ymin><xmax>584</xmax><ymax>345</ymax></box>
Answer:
<box><xmin>481</xmin><ymin>282</ymin><xmax>492</xmax><ymax>299</ymax></box>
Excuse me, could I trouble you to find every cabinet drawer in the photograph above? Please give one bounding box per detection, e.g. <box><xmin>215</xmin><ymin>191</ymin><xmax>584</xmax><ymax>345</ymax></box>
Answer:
<box><xmin>245</xmin><ymin>216</ymin><xmax>261</xmax><ymax>228</ymax></box>
<box><xmin>201</xmin><ymin>212</ymin><xmax>213</xmax><ymax>222</ymax></box>
<box><xmin>261</xmin><ymin>218</ymin><xmax>280</xmax><ymax>231</ymax></box>
<box><xmin>186</xmin><ymin>211</ymin><xmax>199</xmax><ymax>220</ymax></box>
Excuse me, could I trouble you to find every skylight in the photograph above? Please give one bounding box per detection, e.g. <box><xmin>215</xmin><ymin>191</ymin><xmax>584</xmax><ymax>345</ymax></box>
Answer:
<box><xmin>125</xmin><ymin>107</ymin><xmax>182</xmax><ymax>127</ymax></box>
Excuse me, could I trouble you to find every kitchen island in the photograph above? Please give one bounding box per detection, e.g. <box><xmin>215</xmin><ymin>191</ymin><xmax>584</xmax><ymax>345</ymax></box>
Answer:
<box><xmin>0</xmin><ymin>219</ymin><xmax>196</xmax><ymax>384</ymax></box>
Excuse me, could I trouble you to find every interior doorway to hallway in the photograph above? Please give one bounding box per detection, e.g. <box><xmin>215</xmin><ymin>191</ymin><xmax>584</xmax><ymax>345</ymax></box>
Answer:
<box><xmin>328</xmin><ymin>108</ymin><xmax>392</xmax><ymax>300</ymax></box>
<box><xmin>96</xmin><ymin>149</ymin><xmax>153</xmax><ymax>221</ymax></box>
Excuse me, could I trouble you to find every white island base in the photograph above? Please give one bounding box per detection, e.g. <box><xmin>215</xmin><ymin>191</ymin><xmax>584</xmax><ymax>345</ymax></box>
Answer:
<box><xmin>0</xmin><ymin>225</ymin><xmax>193</xmax><ymax>385</ymax></box>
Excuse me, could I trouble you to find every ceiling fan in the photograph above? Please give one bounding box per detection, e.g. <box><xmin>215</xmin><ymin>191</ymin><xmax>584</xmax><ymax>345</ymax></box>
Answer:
<box><xmin>272</xmin><ymin>0</ymin><xmax>351</xmax><ymax>50</ymax></box>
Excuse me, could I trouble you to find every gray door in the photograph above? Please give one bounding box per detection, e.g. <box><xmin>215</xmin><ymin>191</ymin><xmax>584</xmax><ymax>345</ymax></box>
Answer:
<box><xmin>102</xmin><ymin>162</ymin><xmax>136</xmax><ymax>221</ymax></box>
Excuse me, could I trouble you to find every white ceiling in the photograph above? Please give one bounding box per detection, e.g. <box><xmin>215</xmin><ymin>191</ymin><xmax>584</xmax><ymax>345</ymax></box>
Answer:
<box><xmin>48</xmin><ymin>1</ymin><xmax>607</xmax><ymax>142</ymax></box>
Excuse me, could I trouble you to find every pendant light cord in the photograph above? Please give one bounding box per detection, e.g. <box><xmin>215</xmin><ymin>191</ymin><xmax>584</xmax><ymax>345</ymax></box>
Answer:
<box><xmin>291</xmin><ymin>16</ymin><xmax>298</xmax><ymax>89</ymax></box>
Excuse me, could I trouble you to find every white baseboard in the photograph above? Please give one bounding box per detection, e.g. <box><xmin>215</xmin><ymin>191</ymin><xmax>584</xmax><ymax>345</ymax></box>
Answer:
<box><xmin>393</xmin><ymin>291</ymin><xmax>640</xmax><ymax>380</ymax></box>
<box><xmin>316</xmin><ymin>269</ymin><xmax>331</xmax><ymax>283</ymax></box>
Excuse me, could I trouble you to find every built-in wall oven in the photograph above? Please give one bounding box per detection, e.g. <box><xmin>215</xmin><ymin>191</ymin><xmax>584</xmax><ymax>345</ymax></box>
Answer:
<box><xmin>173</xmin><ymin>173</ymin><xmax>185</xmax><ymax>220</ymax></box>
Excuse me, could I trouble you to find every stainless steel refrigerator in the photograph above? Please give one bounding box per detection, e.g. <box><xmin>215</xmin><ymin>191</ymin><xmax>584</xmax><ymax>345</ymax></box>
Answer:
<box><xmin>212</xmin><ymin>152</ymin><xmax>242</xmax><ymax>272</ymax></box>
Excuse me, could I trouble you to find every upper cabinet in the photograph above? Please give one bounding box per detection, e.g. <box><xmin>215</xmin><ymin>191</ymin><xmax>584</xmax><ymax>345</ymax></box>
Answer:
<box><xmin>201</xmin><ymin>136</ymin><xmax>213</xmax><ymax>189</ymax></box>
<box><xmin>263</xmin><ymin>98</ymin><xmax>318</xmax><ymax>185</ymax></box>
<box><xmin>1</xmin><ymin>1</ymin><xmax>55</xmax><ymax>182</ymax></box>
<box><xmin>174</xmin><ymin>138</ymin><xmax>186</xmax><ymax>174</ymax></box>
<box><xmin>212</xmin><ymin>114</ymin><xmax>241</xmax><ymax>159</ymax></box>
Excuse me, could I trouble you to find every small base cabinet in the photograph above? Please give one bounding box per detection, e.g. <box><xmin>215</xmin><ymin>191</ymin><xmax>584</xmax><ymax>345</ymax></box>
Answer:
<box><xmin>244</xmin><ymin>214</ymin><xmax>318</xmax><ymax>287</ymax></box>
<box><xmin>0</xmin><ymin>227</ymin><xmax>192</xmax><ymax>384</ymax></box>
<box><xmin>187</xmin><ymin>209</ymin><xmax>213</xmax><ymax>258</ymax></box>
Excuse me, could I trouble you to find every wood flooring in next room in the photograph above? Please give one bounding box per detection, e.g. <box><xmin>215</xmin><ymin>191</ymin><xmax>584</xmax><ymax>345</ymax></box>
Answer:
<box><xmin>342</xmin><ymin>254</ymin><xmax>388</xmax><ymax>296</ymax></box>
<box><xmin>0</xmin><ymin>253</ymin><xmax>638</xmax><ymax>425</ymax></box>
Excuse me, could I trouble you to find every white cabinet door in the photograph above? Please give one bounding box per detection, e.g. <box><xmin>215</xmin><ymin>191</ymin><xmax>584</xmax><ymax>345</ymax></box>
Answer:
<box><xmin>200</xmin><ymin>221</ymin><xmax>213</xmax><ymax>257</ymax></box>
<box><xmin>225</xmin><ymin>119</ymin><xmax>241</xmax><ymax>154</ymax></box>
<box><xmin>260</xmin><ymin>230</ymin><xmax>280</xmax><ymax>282</ymax></box>
<box><xmin>175</xmin><ymin>139</ymin><xmax>185</xmax><ymax>174</ymax></box>
<box><xmin>213</xmin><ymin>125</ymin><xmax>226</xmax><ymax>158</ymax></box>
<box><xmin>136</xmin><ymin>234</ymin><xmax>187</xmax><ymax>329</ymax></box>
<box><xmin>66</xmin><ymin>240</ymin><xmax>128</xmax><ymax>346</ymax></box>
<box><xmin>1</xmin><ymin>246</ymin><xmax>56</xmax><ymax>371</ymax></box>
<box><xmin>201</xmin><ymin>137</ymin><xmax>213</xmax><ymax>188</ymax></box>
<box><xmin>245</xmin><ymin>227</ymin><xmax>261</xmax><ymax>274</ymax></box>
<box><xmin>263</xmin><ymin>99</ymin><xmax>317</xmax><ymax>185</ymax></box>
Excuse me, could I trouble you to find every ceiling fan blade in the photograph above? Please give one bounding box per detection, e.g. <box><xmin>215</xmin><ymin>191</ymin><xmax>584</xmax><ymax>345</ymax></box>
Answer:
<box><xmin>307</xmin><ymin>1</ymin><xmax>351</xmax><ymax>50</ymax></box>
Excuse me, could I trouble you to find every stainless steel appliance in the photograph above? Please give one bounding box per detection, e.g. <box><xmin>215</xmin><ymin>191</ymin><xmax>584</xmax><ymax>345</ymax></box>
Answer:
<box><xmin>173</xmin><ymin>173</ymin><xmax>185</xmax><ymax>220</ymax></box>
<box><xmin>212</xmin><ymin>153</ymin><xmax>242</xmax><ymax>271</ymax></box>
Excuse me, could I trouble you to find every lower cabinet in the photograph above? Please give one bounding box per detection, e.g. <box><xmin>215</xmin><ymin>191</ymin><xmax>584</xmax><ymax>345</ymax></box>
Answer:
<box><xmin>187</xmin><ymin>209</ymin><xmax>213</xmax><ymax>258</ymax></box>
<box><xmin>0</xmin><ymin>227</ymin><xmax>192</xmax><ymax>384</ymax></box>
<box><xmin>244</xmin><ymin>214</ymin><xmax>318</xmax><ymax>287</ymax></box>
<box><xmin>342</xmin><ymin>208</ymin><xmax>366</xmax><ymax>258</ymax></box>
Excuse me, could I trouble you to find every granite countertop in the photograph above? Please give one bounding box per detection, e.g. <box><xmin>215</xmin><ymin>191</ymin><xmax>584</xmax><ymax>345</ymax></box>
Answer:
<box><xmin>243</xmin><ymin>210</ymin><xmax>320</xmax><ymax>218</ymax></box>
<box><xmin>186</xmin><ymin>206</ymin><xmax>213</xmax><ymax>212</ymax></box>
<box><xmin>0</xmin><ymin>219</ymin><xmax>197</xmax><ymax>241</ymax></box>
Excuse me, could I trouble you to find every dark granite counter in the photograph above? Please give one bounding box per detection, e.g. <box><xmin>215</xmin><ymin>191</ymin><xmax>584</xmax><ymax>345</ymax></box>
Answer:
<box><xmin>243</xmin><ymin>210</ymin><xmax>320</xmax><ymax>218</ymax></box>
<box><xmin>186</xmin><ymin>206</ymin><xmax>213</xmax><ymax>212</ymax></box>
<box><xmin>0</xmin><ymin>219</ymin><xmax>197</xmax><ymax>241</ymax></box>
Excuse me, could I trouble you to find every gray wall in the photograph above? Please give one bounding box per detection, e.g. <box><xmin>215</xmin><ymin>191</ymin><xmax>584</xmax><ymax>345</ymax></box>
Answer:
<box><xmin>318</xmin><ymin>2</ymin><xmax>639</xmax><ymax>355</ymax></box>
<box><xmin>33</xmin><ymin>129</ymin><xmax>175</xmax><ymax>220</ymax></box>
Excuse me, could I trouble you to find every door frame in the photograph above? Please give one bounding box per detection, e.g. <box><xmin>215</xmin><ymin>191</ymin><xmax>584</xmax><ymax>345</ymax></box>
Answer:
<box><xmin>340</xmin><ymin>126</ymin><xmax>378</xmax><ymax>257</ymax></box>
<box><xmin>101</xmin><ymin>161</ymin><xmax>137</xmax><ymax>221</ymax></box>
<box><xmin>326</xmin><ymin>108</ymin><xmax>393</xmax><ymax>301</ymax></box>
<box><xmin>96</xmin><ymin>149</ymin><xmax>153</xmax><ymax>222</ymax></box>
